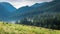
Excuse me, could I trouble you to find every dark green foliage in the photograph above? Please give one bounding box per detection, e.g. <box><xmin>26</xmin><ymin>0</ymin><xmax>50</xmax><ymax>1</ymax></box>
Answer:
<box><xmin>14</xmin><ymin>0</ymin><xmax>60</xmax><ymax>30</ymax></box>
<box><xmin>15</xmin><ymin>13</ymin><xmax>60</xmax><ymax>30</ymax></box>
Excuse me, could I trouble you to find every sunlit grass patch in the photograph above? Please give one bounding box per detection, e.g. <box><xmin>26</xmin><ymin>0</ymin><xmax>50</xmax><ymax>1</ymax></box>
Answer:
<box><xmin>0</xmin><ymin>22</ymin><xmax>60</xmax><ymax>34</ymax></box>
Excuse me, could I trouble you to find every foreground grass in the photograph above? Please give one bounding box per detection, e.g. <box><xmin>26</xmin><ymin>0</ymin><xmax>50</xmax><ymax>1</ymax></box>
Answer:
<box><xmin>0</xmin><ymin>22</ymin><xmax>60</xmax><ymax>34</ymax></box>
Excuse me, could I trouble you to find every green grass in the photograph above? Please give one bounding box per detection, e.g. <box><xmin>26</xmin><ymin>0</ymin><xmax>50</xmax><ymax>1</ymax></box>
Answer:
<box><xmin>0</xmin><ymin>22</ymin><xmax>60</xmax><ymax>34</ymax></box>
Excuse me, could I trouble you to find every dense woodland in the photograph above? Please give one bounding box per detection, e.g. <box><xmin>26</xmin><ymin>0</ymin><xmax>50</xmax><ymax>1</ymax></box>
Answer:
<box><xmin>15</xmin><ymin>13</ymin><xmax>60</xmax><ymax>30</ymax></box>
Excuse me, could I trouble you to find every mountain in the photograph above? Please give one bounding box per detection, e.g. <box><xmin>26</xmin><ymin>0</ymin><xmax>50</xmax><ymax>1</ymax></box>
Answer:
<box><xmin>9</xmin><ymin>6</ymin><xmax>30</xmax><ymax>20</ymax></box>
<box><xmin>13</xmin><ymin>6</ymin><xmax>30</xmax><ymax>14</ymax></box>
<box><xmin>31</xmin><ymin>2</ymin><xmax>48</xmax><ymax>8</ymax></box>
<box><xmin>0</xmin><ymin>2</ymin><xmax>16</xmax><ymax>21</ymax></box>
<box><xmin>0</xmin><ymin>2</ymin><xmax>16</xmax><ymax>12</ymax></box>
<box><xmin>10</xmin><ymin>0</ymin><xmax>60</xmax><ymax>20</ymax></box>
<box><xmin>10</xmin><ymin>2</ymin><xmax>48</xmax><ymax>20</ymax></box>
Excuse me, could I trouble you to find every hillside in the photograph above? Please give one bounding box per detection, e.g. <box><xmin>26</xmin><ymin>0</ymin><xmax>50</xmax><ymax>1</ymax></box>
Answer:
<box><xmin>8</xmin><ymin>0</ymin><xmax>60</xmax><ymax>30</ymax></box>
<box><xmin>10</xmin><ymin>0</ymin><xmax>60</xmax><ymax>20</ymax></box>
<box><xmin>0</xmin><ymin>2</ymin><xmax>16</xmax><ymax>12</ymax></box>
<box><xmin>0</xmin><ymin>22</ymin><xmax>60</xmax><ymax>34</ymax></box>
<box><xmin>0</xmin><ymin>2</ymin><xmax>16</xmax><ymax>21</ymax></box>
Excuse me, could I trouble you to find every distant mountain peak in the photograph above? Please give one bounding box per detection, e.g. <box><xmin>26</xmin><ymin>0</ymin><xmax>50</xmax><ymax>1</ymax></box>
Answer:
<box><xmin>31</xmin><ymin>2</ymin><xmax>48</xmax><ymax>8</ymax></box>
<box><xmin>53</xmin><ymin>0</ymin><xmax>60</xmax><ymax>2</ymax></box>
<box><xmin>0</xmin><ymin>2</ymin><xmax>16</xmax><ymax>12</ymax></box>
<box><xmin>0</xmin><ymin>2</ymin><xmax>17</xmax><ymax>21</ymax></box>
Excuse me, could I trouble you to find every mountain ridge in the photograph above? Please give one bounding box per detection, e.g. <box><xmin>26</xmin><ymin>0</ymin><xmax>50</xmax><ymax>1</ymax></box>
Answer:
<box><xmin>0</xmin><ymin>0</ymin><xmax>60</xmax><ymax>21</ymax></box>
<box><xmin>10</xmin><ymin>0</ymin><xmax>60</xmax><ymax>21</ymax></box>
<box><xmin>0</xmin><ymin>2</ymin><xmax>16</xmax><ymax>21</ymax></box>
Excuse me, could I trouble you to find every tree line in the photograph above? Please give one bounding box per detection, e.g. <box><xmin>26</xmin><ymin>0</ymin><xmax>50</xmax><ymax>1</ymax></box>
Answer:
<box><xmin>15</xmin><ymin>13</ymin><xmax>60</xmax><ymax>30</ymax></box>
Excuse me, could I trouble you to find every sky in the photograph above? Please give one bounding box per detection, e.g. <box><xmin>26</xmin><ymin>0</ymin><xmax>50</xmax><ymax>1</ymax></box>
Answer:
<box><xmin>0</xmin><ymin>0</ymin><xmax>53</xmax><ymax>9</ymax></box>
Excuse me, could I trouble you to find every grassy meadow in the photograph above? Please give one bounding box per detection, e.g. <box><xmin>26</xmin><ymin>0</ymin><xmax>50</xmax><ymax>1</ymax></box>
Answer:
<box><xmin>0</xmin><ymin>22</ymin><xmax>60</xmax><ymax>34</ymax></box>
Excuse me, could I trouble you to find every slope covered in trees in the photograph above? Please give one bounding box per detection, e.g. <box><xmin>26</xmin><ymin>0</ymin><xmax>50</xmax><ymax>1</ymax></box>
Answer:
<box><xmin>14</xmin><ymin>0</ymin><xmax>60</xmax><ymax>30</ymax></box>
<box><xmin>15</xmin><ymin>12</ymin><xmax>60</xmax><ymax>30</ymax></box>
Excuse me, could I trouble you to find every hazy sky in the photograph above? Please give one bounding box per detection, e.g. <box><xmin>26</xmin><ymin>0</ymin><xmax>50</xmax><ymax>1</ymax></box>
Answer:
<box><xmin>0</xmin><ymin>0</ymin><xmax>53</xmax><ymax>8</ymax></box>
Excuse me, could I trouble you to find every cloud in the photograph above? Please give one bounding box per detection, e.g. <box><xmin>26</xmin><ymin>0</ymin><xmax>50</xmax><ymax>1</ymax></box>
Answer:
<box><xmin>0</xmin><ymin>0</ymin><xmax>6</xmax><ymax>2</ymax></box>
